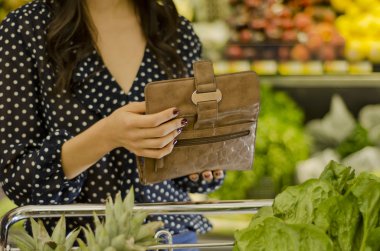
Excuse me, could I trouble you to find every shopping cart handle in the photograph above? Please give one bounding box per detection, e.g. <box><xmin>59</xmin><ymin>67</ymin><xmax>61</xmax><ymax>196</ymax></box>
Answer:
<box><xmin>0</xmin><ymin>199</ymin><xmax>273</xmax><ymax>250</ymax></box>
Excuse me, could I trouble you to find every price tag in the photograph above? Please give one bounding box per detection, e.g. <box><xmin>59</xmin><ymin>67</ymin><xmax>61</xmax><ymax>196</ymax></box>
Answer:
<box><xmin>349</xmin><ymin>61</ymin><xmax>373</xmax><ymax>74</ymax></box>
<box><xmin>251</xmin><ymin>60</ymin><xmax>278</xmax><ymax>75</ymax></box>
<box><xmin>324</xmin><ymin>61</ymin><xmax>349</xmax><ymax>74</ymax></box>
<box><xmin>279</xmin><ymin>61</ymin><xmax>304</xmax><ymax>75</ymax></box>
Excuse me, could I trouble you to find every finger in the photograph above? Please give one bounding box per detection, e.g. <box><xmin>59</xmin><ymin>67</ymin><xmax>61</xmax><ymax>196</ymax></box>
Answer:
<box><xmin>123</xmin><ymin>102</ymin><xmax>146</xmax><ymax>114</ymax></box>
<box><xmin>138</xmin><ymin>117</ymin><xmax>187</xmax><ymax>138</ymax></box>
<box><xmin>188</xmin><ymin>173</ymin><xmax>199</xmax><ymax>182</ymax></box>
<box><xmin>134</xmin><ymin>139</ymin><xmax>176</xmax><ymax>159</ymax></box>
<box><xmin>137</xmin><ymin>107</ymin><xmax>179</xmax><ymax>128</ymax></box>
<box><xmin>213</xmin><ymin>170</ymin><xmax>224</xmax><ymax>180</ymax></box>
<box><xmin>140</xmin><ymin>129</ymin><xmax>181</xmax><ymax>149</ymax></box>
<box><xmin>202</xmin><ymin>171</ymin><xmax>213</xmax><ymax>183</ymax></box>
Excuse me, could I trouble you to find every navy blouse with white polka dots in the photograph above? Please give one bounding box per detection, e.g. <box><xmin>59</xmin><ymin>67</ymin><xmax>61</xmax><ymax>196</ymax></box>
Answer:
<box><xmin>0</xmin><ymin>0</ymin><xmax>224</xmax><ymax>234</ymax></box>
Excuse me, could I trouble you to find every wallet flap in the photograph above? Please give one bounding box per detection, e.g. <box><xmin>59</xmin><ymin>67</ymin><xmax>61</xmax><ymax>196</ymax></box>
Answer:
<box><xmin>145</xmin><ymin>70</ymin><xmax>259</xmax><ymax>135</ymax></box>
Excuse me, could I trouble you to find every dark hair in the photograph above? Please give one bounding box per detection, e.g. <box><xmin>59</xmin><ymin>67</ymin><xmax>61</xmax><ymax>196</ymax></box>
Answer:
<box><xmin>46</xmin><ymin>0</ymin><xmax>184</xmax><ymax>92</ymax></box>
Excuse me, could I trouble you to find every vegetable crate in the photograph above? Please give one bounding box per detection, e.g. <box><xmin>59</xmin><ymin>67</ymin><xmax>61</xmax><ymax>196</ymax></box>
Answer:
<box><xmin>0</xmin><ymin>200</ymin><xmax>273</xmax><ymax>251</ymax></box>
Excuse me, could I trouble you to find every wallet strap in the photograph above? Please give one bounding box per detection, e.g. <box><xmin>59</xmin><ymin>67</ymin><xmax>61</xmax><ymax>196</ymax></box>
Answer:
<box><xmin>193</xmin><ymin>60</ymin><xmax>219</xmax><ymax>129</ymax></box>
<box><xmin>194</xmin><ymin>61</ymin><xmax>216</xmax><ymax>93</ymax></box>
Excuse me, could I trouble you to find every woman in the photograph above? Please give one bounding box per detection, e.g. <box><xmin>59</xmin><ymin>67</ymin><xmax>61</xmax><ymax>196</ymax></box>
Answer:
<box><xmin>0</xmin><ymin>0</ymin><xmax>225</xmax><ymax>248</ymax></box>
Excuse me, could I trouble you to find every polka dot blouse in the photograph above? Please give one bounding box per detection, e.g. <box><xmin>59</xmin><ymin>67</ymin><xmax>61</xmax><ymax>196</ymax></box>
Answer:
<box><xmin>0</xmin><ymin>0</ymin><xmax>224</xmax><ymax>235</ymax></box>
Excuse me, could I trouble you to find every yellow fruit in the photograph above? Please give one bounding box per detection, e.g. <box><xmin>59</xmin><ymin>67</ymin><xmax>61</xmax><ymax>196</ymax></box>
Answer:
<box><xmin>354</xmin><ymin>0</ymin><xmax>379</xmax><ymax>11</ymax></box>
<box><xmin>368</xmin><ymin>40</ymin><xmax>380</xmax><ymax>63</ymax></box>
<box><xmin>346</xmin><ymin>3</ymin><xmax>362</xmax><ymax>17</ymax></box>
<box><xmin>345</xmin><ymin>40</ymin><xmax>368</xmax><ymax>61</ymax></box>
<box><xmin>335</xmin><ymin>16</ymin><xmax>351</xmax><ymax>37</ymax></box>
<box><xmin>331</xmin><ymin>0</ymin><xmax>352</xmax><ymax>12</ymax></box>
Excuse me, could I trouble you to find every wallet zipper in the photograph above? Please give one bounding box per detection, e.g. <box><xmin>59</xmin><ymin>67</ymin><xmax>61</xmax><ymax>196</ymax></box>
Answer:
<box><xmin>176</xmin><ymin>130</ymin><xmax>250</xmax><ymax>147</ymax></box>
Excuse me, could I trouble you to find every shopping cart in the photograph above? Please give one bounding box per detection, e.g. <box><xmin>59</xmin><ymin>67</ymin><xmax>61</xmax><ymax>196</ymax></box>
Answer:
<box><xmin>0</xmin><ymin>200</ymin><xmax>273</xmax><ymax>251</ymax></box>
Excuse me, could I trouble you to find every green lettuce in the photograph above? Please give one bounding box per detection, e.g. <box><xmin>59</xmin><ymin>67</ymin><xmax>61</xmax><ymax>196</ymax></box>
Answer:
<box><xmin>234</xmin><ymin>216</ymin><xmax>333</xmax><ymax>251</ymax></box>
<box><xmin>234</xmin><ymin>161</ymin><xmax>380</xmax><ymax>251</ymax></box>
<box><xmin>273</xmin><ymin>179</ymin><xmax>337</xmax><ymax>224</ymax></box>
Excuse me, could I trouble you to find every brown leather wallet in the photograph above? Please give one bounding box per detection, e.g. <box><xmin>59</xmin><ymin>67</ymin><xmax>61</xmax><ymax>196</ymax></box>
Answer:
<box><xmin>137</xmin><ymin>60</ymin><xmax>260</xmax><ymax>185</ymax></box>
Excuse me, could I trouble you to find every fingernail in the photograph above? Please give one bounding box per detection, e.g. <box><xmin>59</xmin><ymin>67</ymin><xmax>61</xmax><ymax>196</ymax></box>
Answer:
<box><xmin>215</xmin><ymin>171</ymin><xmax>224</xmax><ymax>178</ymax></box>
<box><xmin>173</xmin><ymin>139</ymin><xmax>178</xmax><ymax>145</ymax></box>
<box><xmin>173</xmin><ymin>108</ymin><xmax>179</xmax><ymax>116</ymax></box>
<box><xmin>177</xmin><ymin>128</ymin><xmax>183</xmax><ymax>133</ymax></box>
<box><xmin>203</xmin><ymin>173</ymin><xmax>211</xmax><ymax>179</ymax></box>
<box><xmin>181</xmin><ymin>118</ymin><xmax>188</xmax><ymax>126</ymax></box>
<box><xmin>189</xmin><ymin>174</ymin><xmax>199</xmax><ymax>182</ymax></box>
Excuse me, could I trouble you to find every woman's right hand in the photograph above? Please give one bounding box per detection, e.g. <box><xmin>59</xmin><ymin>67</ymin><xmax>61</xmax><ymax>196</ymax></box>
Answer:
<box><xmin>104</xmin><ymin>102</ymin><xmax>186</xmax><ymax>158</ymax></box>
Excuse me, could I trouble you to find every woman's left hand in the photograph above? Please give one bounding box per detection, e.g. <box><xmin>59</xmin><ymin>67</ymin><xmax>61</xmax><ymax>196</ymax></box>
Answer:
<box><xmin>188</xmin><ymin>170</ymin><xmax>224</xmax><ymax>183</ymax></box>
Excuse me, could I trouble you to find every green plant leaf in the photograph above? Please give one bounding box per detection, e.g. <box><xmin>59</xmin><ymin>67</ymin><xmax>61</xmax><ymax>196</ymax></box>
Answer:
<box><xmin>51</xmin><ymin>215</ymin><xmax>66</xmax><ymax>245</ymax></box>
<box><xmin>349</xmin><ymin>172</ymin><xmax>380</xmax><ymax>251</ymax></box>
<box><xmin>273</xmin><ymin>179</ymin><xmax>337</xmax><ymax>224</ymax></box>
<box><xmin>65</xmin><ymin>228</ymin><xmax>80</xmax><ymax>251</ymax></box>
<box><xmin>234</xmin><ymin>217</ymin><xmax>333</xmax><ymax>251</ymax></box>
<box><xmin>135</xmin><ymin>221</ymin><xmax>164</xmax><ymax>242</ymax></box>
<box><xmin>319</xmin><ymin>160</ymin><xmax>355</xmax><ymax>194</ymax></box>
<box><xmin>9</xmin><ymin>228</ymin><xmax>35</xmax><ymax>251</ymax></box>
<box><xmin>77</xmin><ymin>238</ymin><xmax>90</xmax><ymax>251</ymax></box>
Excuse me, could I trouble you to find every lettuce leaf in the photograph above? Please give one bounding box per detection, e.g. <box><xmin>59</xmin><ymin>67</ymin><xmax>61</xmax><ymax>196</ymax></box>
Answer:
<box><xmin>234</xmin><ymin>217</ymin><xmax>333</xmax><ymax>251</ymax></box>
<box><xmin>314</xmin><ymin>194</ymin><xmax>360</xmax><ymax>251</ymax></box>
<box><xmin>349</xmin><ymin>172</ymin><xmax>380</xmax><ymax>251</ymax></box>
<box><xmin>273</xmin><ymin>179</ymin><xmax>337</xmax><ymax>224</ymax></box>
<box><xmin>319</xmin><ymin>161</ymin><xmax>356</xmax><ymax>194</ymax></box>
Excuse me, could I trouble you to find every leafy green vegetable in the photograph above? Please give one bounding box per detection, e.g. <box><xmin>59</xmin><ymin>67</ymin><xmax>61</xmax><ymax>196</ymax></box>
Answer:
<box><xmin>234</xmin><ymin>161</ymin><xmax>380</xmax><ymax>251</ymax></box>
<box><xmin>273</xmin><ymin>179</ymin><xmax>337</xmax><ymax>224</ymax></box>
<box><xmin>349</xmin><ymin>172</ymin><xmax>380</xmax><ymax>251</ymax></box>
<box><xmin>314</xmin><ymin>194</ymin><xmax>360</xmax><ymax>251</ymax></box>
<box><xmin>234</xmin><ymin>216</ymin><xmax>333</xmax><ymax>251</ymax></box>
<box><xmin>319</xmin><ymin>161</ymin><xmax>355</xmax><ymax>194</ymax></box>
<box><xmin>336</xmin><ymin>124</ymin><xmax>373</xmax><ymax>158</ymax></box>
<box><xmin>366</xmin><ymin>228</ymin><xmax>380</xmax><ymax>250</ymax></box>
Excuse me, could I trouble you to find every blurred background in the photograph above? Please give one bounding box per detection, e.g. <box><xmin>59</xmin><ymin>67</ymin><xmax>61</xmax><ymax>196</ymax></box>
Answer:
<box><xmin>1</xmin><ymin>0</ymin><xmax>380</xmax><ymax>242</ymax></box>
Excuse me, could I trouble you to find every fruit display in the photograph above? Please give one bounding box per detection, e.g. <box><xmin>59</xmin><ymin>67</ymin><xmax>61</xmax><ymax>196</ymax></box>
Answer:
<box><xmin>0</xmin><ymin>0</ymin><xmax>28</xmax><ymax>20</ymax></box>
<box><xmin>234</xmin><ymin>161</ymin><xmax>380</xmax><ymax>251</ymax></box>
<box><xmin>331</xmin><ymin>0</ymin><xmax>380</xmax><ymax>63</ymax></box>
<box><xmin>226</xmin><ymin>0</ymin><xmax>345</xmax><ymax>62</ymax></box>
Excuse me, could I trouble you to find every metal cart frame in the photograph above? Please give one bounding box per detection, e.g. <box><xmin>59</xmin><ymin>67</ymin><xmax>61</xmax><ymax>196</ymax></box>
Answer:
<box><xmin>0</xmin><ymin>200</ymin><xmax>273</xmax><ymax>251</ymax></box>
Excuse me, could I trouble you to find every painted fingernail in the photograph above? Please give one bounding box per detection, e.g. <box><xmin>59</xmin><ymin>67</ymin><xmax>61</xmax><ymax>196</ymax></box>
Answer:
<box><xmin>173</xmin><ymin>108</ymin><xmax>180</xmax><ymax>116</ymax></box>
<box><xmin>215</xmin><ymin>171</ymin><xmax>224</xmax><ymax>178</ymax></box>
<box><xmin>181</xmin><ymin>118</ymin><xmax>188</xmax><ymax>126</ymax></box>
<box><xmin>173</xmin><ymin>139</ymin><xmax>178</xmax><ymax>145</ymax></box>
<box><xmin>189</xmin><ymin>174</ymin><xmax>199</xmax><ymax>182</ymax></box>
<box><xmin>177</xmin><ymin>128</ymin><xmax>183</xmax><ymax>134</ymax></box>
<box><xmin>203</xmin><ymin>173</ymin><xmax>211</xmax><ymax>179</ymax></box>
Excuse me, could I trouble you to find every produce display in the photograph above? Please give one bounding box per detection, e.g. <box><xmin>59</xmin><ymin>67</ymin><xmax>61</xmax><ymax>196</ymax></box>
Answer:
<box><xmin>226</xmin><ymin>0</ymin><xmax>345</xmax><ymax>62</ymax></box>
<box><xmin>234</xmin><ymin>161</ymin><xmax>380</xmax><ymax>251</ymax></box>
<box><xmin>332</xmin><ymin>0</ymin><xmax>380</xmax><ymax>63</ymax></box>
<box><xmin>210</xmin><ymin>85</ymin><xmax>309</xmax><ymax>199</ymax></box>
<box><xmin>297</xmin><ymin>95</ymin><xmax>380</xmax><ymax>183</ymax></box>
<box><xmin>11</xmin><ymin>189</ymin><xmax>163</xmax><ymax>251</ymax></box>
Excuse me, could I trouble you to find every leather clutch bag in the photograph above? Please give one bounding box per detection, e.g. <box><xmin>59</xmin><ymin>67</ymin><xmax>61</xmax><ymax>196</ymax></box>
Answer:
<box><xmin>137</xmin><ymin>60</ymin><xmax>260</xmax><ymax>185</ymax></box>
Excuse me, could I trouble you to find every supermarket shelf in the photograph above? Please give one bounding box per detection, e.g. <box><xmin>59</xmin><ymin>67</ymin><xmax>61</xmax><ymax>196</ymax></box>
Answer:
<box><xmin>260</xmin><ymin>74</ymin><xmax>380</xmax><ymax>121</ymax></box>
<box><xmin>261</xmin><ymin>74</ymin><xmax>380</xmax><ymax>88</ymax></box>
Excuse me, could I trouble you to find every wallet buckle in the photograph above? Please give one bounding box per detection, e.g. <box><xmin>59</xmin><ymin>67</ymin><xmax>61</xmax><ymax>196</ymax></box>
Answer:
<box><xmin>191</xmin><ymin>89</ymin><xmax>222</xmax><ymax>105</ymax></box>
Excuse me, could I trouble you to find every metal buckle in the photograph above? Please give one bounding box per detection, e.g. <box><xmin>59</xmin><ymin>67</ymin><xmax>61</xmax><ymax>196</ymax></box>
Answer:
<box><xmin>191</xmin><ymin>89</ymin><xmax>222</xmax><ymax>105</ymax></box>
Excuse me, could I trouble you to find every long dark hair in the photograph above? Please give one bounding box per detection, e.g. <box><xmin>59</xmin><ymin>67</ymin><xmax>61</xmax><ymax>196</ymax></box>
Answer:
<box><xmin>46</xmin><ymin>0</ymin><xmax>184</xmax><ymax>92</ymax></box>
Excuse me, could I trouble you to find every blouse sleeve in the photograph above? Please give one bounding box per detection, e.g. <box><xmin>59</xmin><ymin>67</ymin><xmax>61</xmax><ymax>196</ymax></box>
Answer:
<box><xmin>172</xmin><ymin>16</ymin><xmax>225</xmax><ymax>194</ymax></box>
<box><xmin>0</xmin><ymin>11</ymin><xmax>86</xmax><ymax>206</ymax></box>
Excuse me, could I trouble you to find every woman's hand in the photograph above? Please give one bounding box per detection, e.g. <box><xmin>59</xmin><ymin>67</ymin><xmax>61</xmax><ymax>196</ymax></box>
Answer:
<box><xmin>104</xmin><ymin>102</ymin><xmax>185</xmax><ymax>158</ymax></box>
<box><xmin>104</xmin><ymin>102</ymin><xmax>224</xmax><ymax>182</ymax></box>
